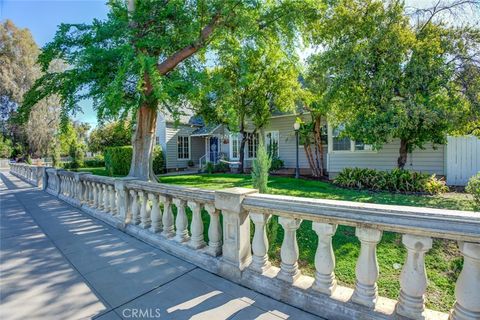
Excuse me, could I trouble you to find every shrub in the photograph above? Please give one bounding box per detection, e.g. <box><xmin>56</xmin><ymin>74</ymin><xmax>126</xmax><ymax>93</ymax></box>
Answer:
<box><xmin>204</xmin><ymin>162</ymin><xmax>215</xmax><ymax>174</ymax></box>
<box><xmin>104</xmin><ymin>146</ymin><xmax>132</xmax><ymax>176</ymax></box>
<box><xmin>152</xmin><ymin>146</ymin><xmax>165</xmax><ymax>174</ymax></box>
<box><xmin>466</xmin><ymin>173</ymin><xmax>480</xmax><ymax>207</ymax></box>
<box><xmin>84</xmin><ymin>158</ymin><xmax>106</xmax><ymax>168</ymax></box>
<box><xmin>188</xmin><ymin>160</ymin><xmax>195</xmax><ymax>167</ymax></box>
<box><xmin>334</xmin><ymin>167</ymin><xmax>448</xmax><ymax>194</ymax></box>
<box><xmin>270</xmin><ymin>156</ymin><xmax>284</xmax><ymax>172</ymax></box>
<box><xmin>252</xmin><ymin>141</ymin><xmax>271</xmax><ymax>193</ymax></box>
<box><xmin>214</xmin><ymin>161</ymin><xmax>229</xmax><ymax>173</ymax></box>
<box><xmin>69</xmin><ymin>142</ymin><xmax>85</xmax><ymax>169</ymax></box>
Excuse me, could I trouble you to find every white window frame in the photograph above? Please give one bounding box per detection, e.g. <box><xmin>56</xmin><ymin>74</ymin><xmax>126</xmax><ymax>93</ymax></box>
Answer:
<box><xmin>327</xmin><ymin>123</ymin><xmax>376</xmax><ymax>153</ymax></box>
<box><xmin>177</xmin><ymin>135</ymin><xmax>191</xmax><ymax>160</ymax></box>
<box><xmin>265</xmin><ymin>131</ymin><xmax>280</xmax><ymax>157</ymax></box>
<box><xmin>229</xmin><ymin>133</ymin><xmax>241</xmax><ymax>160</ymax></box>
<box><xmin>246</xmin><ymin>132</ymin><xmax>259</xmax><ymax>160</ymax></box>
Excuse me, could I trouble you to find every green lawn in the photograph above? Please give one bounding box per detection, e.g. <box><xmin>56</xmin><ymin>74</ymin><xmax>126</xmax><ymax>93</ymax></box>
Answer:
<box><xmin>76</xmin><ymin>169</ymin><xmax>475</xmax><ymax>311</ymax></box>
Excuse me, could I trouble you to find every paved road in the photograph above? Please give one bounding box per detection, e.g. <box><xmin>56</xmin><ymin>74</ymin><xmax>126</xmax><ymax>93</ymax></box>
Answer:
<box><xmin>0</xmin><ymin>171</ymin><xmax>322</xmax><ymax>320</ymax></box>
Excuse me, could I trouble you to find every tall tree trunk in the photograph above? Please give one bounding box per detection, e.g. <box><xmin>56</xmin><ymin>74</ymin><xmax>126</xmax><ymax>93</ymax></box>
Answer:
<box><xmin>239</xmin><ymin>130</ymin><xmax>247</xmax><ymax>174</ymax></box>
<box><xmin>397</xmin><ymin>139</ymin><xmax>409</xmax><ymax>169</ymax></box>
<box><xmin>129</xmin><ymin>103</ymin><xmax>158</xmax><ymax>181</ymax></box>
<box><xmin>313</xmin><ymin>116</ymin><xmax>325</xmax><ymax>176</ymax></box>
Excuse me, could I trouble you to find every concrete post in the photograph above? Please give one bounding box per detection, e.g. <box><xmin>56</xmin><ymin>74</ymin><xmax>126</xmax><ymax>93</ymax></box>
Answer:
<box><xmin>114</xmin><ymin>178</ymin><xmax>134</xmax><ymax>224</ymax></box>
<box><xmin>215</xmin><ymin>187</ymin><xmax>257</xmax><ymax>279</ymax></box>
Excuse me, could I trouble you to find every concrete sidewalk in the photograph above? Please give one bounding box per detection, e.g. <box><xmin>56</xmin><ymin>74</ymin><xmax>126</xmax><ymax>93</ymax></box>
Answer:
<box><xmin>0</xmin><ymin>171</ymin><xmax>322</xmax><ymax>320</ymax></box>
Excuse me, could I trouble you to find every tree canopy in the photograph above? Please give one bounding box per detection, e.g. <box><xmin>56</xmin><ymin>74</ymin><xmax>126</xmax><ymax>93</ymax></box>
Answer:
<box><xmin>308</xmin><ymin>0</ymin><xmax>480</xmax><ymax>168</ymax></box>
<box><xmin>88</xmin><ymin>120</ymin><xmax>133</xmax><ymax>153</ymax></box>
<box><xmin>20</xmin><ymin>0</ymin><xmax>324</xmax><ymax>180</ymax></box>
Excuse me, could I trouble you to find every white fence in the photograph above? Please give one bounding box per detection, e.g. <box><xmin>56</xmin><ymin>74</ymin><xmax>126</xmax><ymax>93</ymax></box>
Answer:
<box><xmin>446</xmin><ymin>136</ymin><xmax>480</xmax><ymax>186</ymax></box>
<box><xmin>9</xmin><ymin>163</ymin><xmax>480</xmax><ymax>320</ymax></box>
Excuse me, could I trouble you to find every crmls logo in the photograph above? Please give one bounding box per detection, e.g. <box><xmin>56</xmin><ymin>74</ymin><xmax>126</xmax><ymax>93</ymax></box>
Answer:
<box><xmin>121</xmin><ymin>308</ymin><xmax>162</xmax><ymax>318</ymax></box>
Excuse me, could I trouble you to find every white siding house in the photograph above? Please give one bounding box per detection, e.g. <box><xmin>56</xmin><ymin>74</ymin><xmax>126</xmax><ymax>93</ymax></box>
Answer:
<box><xmin>156</xmin><ymin>111</ymin><xmax>478</xmax><ymax>184</ymax></box>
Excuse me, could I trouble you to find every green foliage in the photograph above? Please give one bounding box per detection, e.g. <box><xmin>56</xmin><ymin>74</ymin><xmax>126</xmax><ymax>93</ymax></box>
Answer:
<box><xmin>152</xmin><ymin>145</ymin><xmax>165</xmax><ymax>174</ymax></box>
<box><xmin>68</xmin><ymin>142</ymin><xmax>86</xmax><ymax>169</ymax></box>
<box><xmin>104</xmin><ymin>146</ymin><xmax>132</xmax><ymax>176</ymax></box>
<box><xmin>252</xmin><ymin>142</ymin><xmax>271</xmax><ymax>193</ymax></box>
<box><xmin>311</xmin><ymin>0</ymin><xmax>479</xmax><ymax>166</ymax></box>
<box><xmin>334</xmin><ymin>168</ymin><xmax>448</xmax><ymax>194</ymax></box>
<box><xmin>203</xmin><ymin>161</ymin><xmax>229</xmax><ymax>174</ymax></box>
<box><xmin>204</xmin><ymin>162</ymin><xmax>215</xmax><ymax>174</ymax></box>
<box><xmin>88</xmin><ymin>121</ymin><xmax>133</xmax><ymax>153</ymax></box>
<box><xmin>0</xmin><ymin>135</ymin><xmax>13</xmax><ymax>158</ymax></box>
<box><xmin>270</xmin><ymin>156</ymin><xmax>284</xmax><ymax>172</ymax></box>
<box><xmin>466</xmin><ymin>173</ymin><xmax>480</xmax><ymax>208</ymax></box>
<box><xmin>84</xmin><ymin>154</ymin><xmax>105</xmax><ymax>168</ymax></box>
<box><xmin>188</xmin><ymin>160</ymin><xmax>195</xmax><ymax>167</ymax></box>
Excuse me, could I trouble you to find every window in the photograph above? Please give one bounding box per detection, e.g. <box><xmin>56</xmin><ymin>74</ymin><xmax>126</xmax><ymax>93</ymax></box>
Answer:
<box><xmin>230</xmin><ymin>133</ymin><xmax>240</xmax><ymax>159</ymax></box>
<box><xmin>177</xmin><ymin>136</ymin><xmax>190</xmax><ymax>159</ymax></box>
<box><xmin>247</xmin><ymin>132</ymin><xmax>259</xmax><ymax>158</ymax></box>
<box><xmin>155</xmin><ymin>136</ymin><xmax>160</xmax><ymax>145</ymax></box>
<box><xmin>329</xmin><ymin>124</ymin><xmax>375</xmax><ymax>152</ymax></box>
<box><xmin>265</xmin><ymin>131</ymin><xmax>279</xmax><ymax>157</ymax></box>
<box><xmin>354</xmin><ymin>141</ymin><xmax>373</xmax><ymax>151</ymax></box>
<box><xmin>332</xmin><ymin>126</ymin><xmax>351</xmax><ymax>151</ymax></box>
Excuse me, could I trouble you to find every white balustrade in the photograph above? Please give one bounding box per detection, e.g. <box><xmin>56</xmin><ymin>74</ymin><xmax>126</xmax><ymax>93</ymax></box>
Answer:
<box><xmin>173</xmin><ymin>198</ymin><xmax>189</xmax><ymax>242</ymax></box>
<box><xmin>149</xmin><ymin>193</ymin><xmax>162</xmax><ymax>233</ymax></box>
<box><xmin>204</xmin><ymin>203</ymin><xmax>222</xmax><ymax>256</ymax></box>
<box><xmin>10</xmin><ymin>164</ymin><xmax>480</xmax><ymax>320</ymax></box>
<box><xmin>278</xmin><ymin>216</ymin><xmax>302</xmax><ymax>283</ymax></box>
<box><xmin>312</xmin><ymin>222</ymin><xmax>337</xmax><ymax>295</ymax></box>
<box><xmin>352</xmin><ymin>228</ymin><xmax>383</xmax><ymax>308</ymax></box>
<box><xmin>188</xmin><ymin>201</ymin><xmax>205</xmax><ymax>249</ymax></box>
<box><xmin>250</xmin><ymin>211</ymin><xmax>271</xmax><ymax>273</ymax></box>
<box><xmin>161</xmin><ymin>195</ymin><xmax>175</xmax><ymax>238</ymax></box>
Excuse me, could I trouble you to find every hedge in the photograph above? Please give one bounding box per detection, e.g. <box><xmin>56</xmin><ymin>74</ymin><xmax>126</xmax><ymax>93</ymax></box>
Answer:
<box><xmin>105</xmin><ymin>146</ymin><xmax>132</xmax><ymax>176</ymax></box>
<box><xmin>333</xmin><ymin>167</ymin><xmax>449</xmax><ymax>194</ymax></box>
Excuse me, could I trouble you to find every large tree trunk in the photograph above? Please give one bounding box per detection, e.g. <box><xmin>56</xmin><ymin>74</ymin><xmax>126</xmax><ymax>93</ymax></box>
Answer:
<box><xmin>397</xmin><ymin>139</ymin><xmax>409</xmax><ymax>169</ymax></box>
<box><xmin>128</xmin><ymin>103</ymin><xmax>158</xmax><ymax>181</ymax></box>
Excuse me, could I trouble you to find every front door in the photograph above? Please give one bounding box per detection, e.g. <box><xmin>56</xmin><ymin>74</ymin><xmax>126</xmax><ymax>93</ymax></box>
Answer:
<box><xmin>209</xmin><ymin>137</ymin><xmax>219</xmax><ymax>164</ymax></box>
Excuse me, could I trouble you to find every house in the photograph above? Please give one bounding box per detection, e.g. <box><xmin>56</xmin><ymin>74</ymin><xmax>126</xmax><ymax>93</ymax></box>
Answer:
<box><xmin>156</xmin><ymin>109</ymin><xmax>480</xmax><ymax>185</ymax></box>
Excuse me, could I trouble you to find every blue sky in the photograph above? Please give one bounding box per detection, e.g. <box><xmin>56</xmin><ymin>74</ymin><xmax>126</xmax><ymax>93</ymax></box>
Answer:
<box><xmin>0</xmin><ymin>0</ymin><xmax>109</xmax><ymax>127</ymax></box>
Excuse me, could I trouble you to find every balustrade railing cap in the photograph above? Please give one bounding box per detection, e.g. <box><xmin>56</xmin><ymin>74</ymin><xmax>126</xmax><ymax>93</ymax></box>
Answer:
<box><xmin>215</xmin><ymin>187</ymin><xmax>258</xmax><ymax>213</ymax></box>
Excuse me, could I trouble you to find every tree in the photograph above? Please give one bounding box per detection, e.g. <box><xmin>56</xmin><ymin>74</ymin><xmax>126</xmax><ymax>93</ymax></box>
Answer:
<box><xmin>312</xmin><ymin>0</ymin><xmax>479</xmax><ymax>168</ymax></box>
<box><xmin>88</xmin><ymin>120</ymin><xmax>133</xmax><ymax>153</ymax></box>
<box><xmin>21</xmin><ymin>0</ymin><xmax>324</xmax><ymax>180</ymax></box>
<box><xmin>199</xmin><ymin>41</ymin><xmax>302</xmax><ymax>173</ymax></box>
<box><xmin>0</xmin><ymin>20</ymin><xmax>40</xmax><ymax>149</ymax></box>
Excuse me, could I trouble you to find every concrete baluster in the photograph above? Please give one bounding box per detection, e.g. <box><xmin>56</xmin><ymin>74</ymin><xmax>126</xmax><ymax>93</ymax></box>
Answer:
<box><xmin>449</xmin><ymin>242</ymin><xmax>480</xmax><ymax>320</ymax></box>
<box><xmin>188</xmin><ymin>201</ymin><xmax>205</xmax><ymax>249</ymax></box>
<box><xmin>149</xmin><ymin>193</ymin><xmax>162</xmax><ymax>233</ymax></box>
<box><xmin>129</xmin><ymin>190</ymin><xmax>140</xmax><ymax>225</ymax></box>
<box><xmin>352</xmin><ymin>228</ymin><xmax>383</xmax><ymax>308</ymax></box>
<box><xmin>204</xmin><ymin>203</ymin><xmax>222</xmax><ymax>256</ymax></box>
<box><xmin>312</xmin><ymin>222</ymin><xmax>337</xmax><ymax>295</ymax></box>
<box><xmin>161</xmin><ymin>196</ymin><xmax>174</xmax><ymax>238</ymax></box>
<box><xmin>278</xmin><ymin>217</ymin><xmax>302</xmax><ymax>283</ymax></box>
<box><xmin>250</xmin><ymin>211</ymin><xmax>272</xmax><ymax>273</ymax></box>
<box><xmin>173</xmin><ymin>198</ymin><xmax>189</xmax><ymax>242</ymax></box>
<box><xmin>396</xmin><ymin>234</ymin><xmax>433</xmax><ymax>319</ymax></box>
<box><xmin>109</xmin><ymin>185</ymin><xmax>117</xmax><ymax>215</ymax></box>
